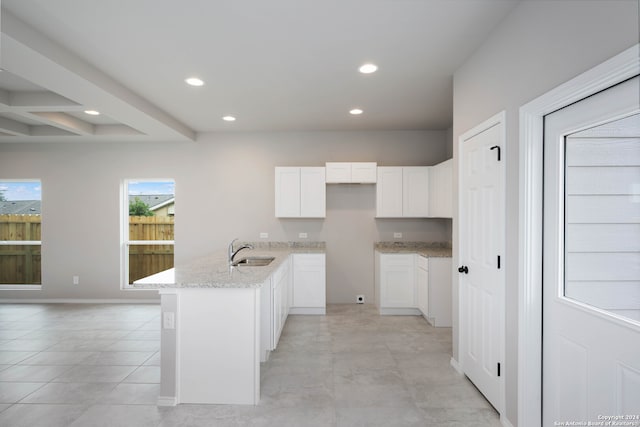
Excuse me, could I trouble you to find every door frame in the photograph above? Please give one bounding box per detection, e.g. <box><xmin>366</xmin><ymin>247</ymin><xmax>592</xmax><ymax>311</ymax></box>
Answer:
<box><xmin>457</xmin><ymin>110</ymin><xmax>506</xmax><ymax>415</ymax></box>
<box><xmin>518</xmin><ymin>43</ymin><xmax>639</xmax><ymax>427</ymax></box>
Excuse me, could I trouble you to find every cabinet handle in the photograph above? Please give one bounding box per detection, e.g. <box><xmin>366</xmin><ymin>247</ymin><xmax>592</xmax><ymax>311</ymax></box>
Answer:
<box><xmin>458</xmin><ymin>265</ymin><xmax>469</xmax><ymax>274</ymax></box>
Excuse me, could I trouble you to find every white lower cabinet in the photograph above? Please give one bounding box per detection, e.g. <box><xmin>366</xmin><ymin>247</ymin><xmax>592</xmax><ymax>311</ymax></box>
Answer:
<box><xmin>272</xmin><ymin>256</ymin><xmax>290</xmax><ymax>347</ymax></box>
<box><xmin>261</xmin><ymin>253</ymin><xmax>326</xmax><ymax>361</ymax></box>
<box><xmin>375</xmin><ymin>252</ymin><xmax>419</xmax><ymax>315</ymax></box>
<box><xmin>376</xmin><ymin>251</ymin><xmax>452</xmax><ymax>324</ymax></box>
<box><xmin>291</xmin><ymin>253</ymin><xmax>326</xmax><ymax>315</ymax></box>
<box><xmin>260</xmin><ymin>256</ymin><xmax>291</xmax><ymax>362</ymax></box>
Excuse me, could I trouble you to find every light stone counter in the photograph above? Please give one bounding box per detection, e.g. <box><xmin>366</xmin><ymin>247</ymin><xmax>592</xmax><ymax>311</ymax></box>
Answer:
<box><xmin>134</xmin><ymin>242</ymin><xmax>325</xmax><ymax>289</ymax></box>
<box><xmin>374</xmin><ymin>241</ymin><xmax>452</xmax><ymax>258</ymax></box>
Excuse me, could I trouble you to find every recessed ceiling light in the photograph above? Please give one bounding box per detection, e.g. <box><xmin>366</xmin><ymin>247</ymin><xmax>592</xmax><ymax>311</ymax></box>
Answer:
<box><xmin>222</xmin><ymin>115</ymin><xmax>236</xmax><ymax>122</ymax></box>
<box><xmin>349</xmin><ymin>109</ymin><xmax>363</xmax><ymax>115</ymax></box>
<box><xmin>358</xmin><ymin>63</ymin><xmax>378</xmax><ymax>74</ymax></box>
<box><xmin>84</xmin><ymin>110</ymin><xmax>100</xmax><ymax>115</ymax></box>
<box><xmin>185</xmin><ymin>77</ymin><xmax>204</xmax><ymax>87</ymax></box>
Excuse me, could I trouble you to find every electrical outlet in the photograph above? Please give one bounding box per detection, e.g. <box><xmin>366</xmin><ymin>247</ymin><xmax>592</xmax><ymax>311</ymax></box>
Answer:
<box><xmin>260</xmin><ymin>232</ymin><xmax>269</xmax><ymax>239</ymax></box>
<box><xmin>299</xmin><ymin>232</ymin><xmax>308</xmax><ymax>239</ymax></box>
<box><xmin>73</xmin><ymin>275</ymin><xmax>79</xmax><ymax>285</ymax></box>
<box><xmin>163</xmin><ymin>312</ymin><xmax>175</xmax><ymax>330</ymax></box>
<box><xmin>393</xmin><ymin>232</ymin><xmax>402</xmax><ymax>239</ymax></box>
<box><xmin>356</xmin><ymin>295</ymin><xmax>365</xmax><ymax>304</ymax></box>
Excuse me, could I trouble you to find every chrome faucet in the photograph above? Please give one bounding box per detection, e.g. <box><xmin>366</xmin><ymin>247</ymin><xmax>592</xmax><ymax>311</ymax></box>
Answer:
<box><xmin>228</xmin><ymin>238</ymin><xmax>254</xmax><ymax>264</ymax></box>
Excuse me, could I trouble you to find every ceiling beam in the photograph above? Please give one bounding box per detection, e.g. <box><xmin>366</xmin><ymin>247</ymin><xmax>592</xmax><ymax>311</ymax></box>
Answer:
<box><xmin>9</xmin><ymin>91</ymin><xmax>80</xmax><ymax>110</ymax></box>
<box><xmin>0</xmin><ymin>116</ymin><xmax>30</xmax><ymax>135</ymax></box>
<box><xmin>1</xmin><ymin>11</ymin><xmax>196</xmax><ymax>142</ymax></box>
<box><xmin>30</xmin><ymin>126</ymin><xmax>78</xmax><ymax>137</ymax></box>
<box><xmin>30</xmin><ymin>111</ymin><xmax>94</xmax><ymax>135</ymax></box>
<box><xmin>95</xmin><ymin>124</ymin><xmax>143</xmax><ymax>136</ymax></box>
<box><xmin>0</xmin><ymin>89</ymin><xmax>10</xmax><ymax>106</ymax></box>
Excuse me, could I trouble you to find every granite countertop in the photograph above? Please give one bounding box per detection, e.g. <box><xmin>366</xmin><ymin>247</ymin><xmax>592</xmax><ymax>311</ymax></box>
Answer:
<box><xmin>374</xmin><ymin>241</ymin><xmax>452</xmax><ymax>258</ymax></box>
<box><xmin>133</xmin><ymin>241</ymin><xmax>325</xmax><ymax>289</ymax></box>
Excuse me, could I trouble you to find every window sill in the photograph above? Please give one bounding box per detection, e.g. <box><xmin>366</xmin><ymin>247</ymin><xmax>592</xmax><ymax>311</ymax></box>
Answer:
<box><xmin>0</xmin><ymin>285</ymin><xmax>42</xmax><ymax>290</ymax></box>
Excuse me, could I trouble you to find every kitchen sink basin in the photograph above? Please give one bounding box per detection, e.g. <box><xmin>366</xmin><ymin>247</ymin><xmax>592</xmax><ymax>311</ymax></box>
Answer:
<box><xmin>232</xmin><ymin>256</ymin><xmax>275</xmax><ymax>267</ymax></box>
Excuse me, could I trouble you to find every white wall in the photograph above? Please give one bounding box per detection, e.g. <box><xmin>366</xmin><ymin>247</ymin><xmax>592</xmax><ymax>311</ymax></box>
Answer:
<box><xmin>0</xmin><ymin>130</ymin><xmax>450</xmax><ymax>303</ymax></box>
<box><xmin>452</xmin><ymin>1</ymin><xmax>639</xmax><ymax>424</ymax></box>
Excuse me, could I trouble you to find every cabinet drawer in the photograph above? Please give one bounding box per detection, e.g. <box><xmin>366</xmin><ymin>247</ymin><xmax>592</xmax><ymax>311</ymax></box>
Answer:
<box><xmin>417</xmin><ymin>255</ymin><xmax>429</xmax><ymax>270</ymax></box>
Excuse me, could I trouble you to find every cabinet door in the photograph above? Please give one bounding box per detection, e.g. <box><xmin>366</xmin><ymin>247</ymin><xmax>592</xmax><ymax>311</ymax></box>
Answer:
<box><xmin>300</xmin><ymin>167</ymin><xmax>326</xmax><ymax>218</ymax></box>
<box><xmin>439</xmin><ymin>159</ymin><xmax>453</xmax><ymax>218</ymax></box>
<box><xmin>273</xmin><ymin>277</ymin><xmax>283</xmax><ymax>347</ymax></box>
<box><xmin>351</xmin><ymin>162</ymin><xmax>377</xmax><ymax>183</ymax></box>
<box><xmin>376</xmin><ymin>167</ymin><xmax>403</xmax><ymax>217</ymax></box>
<box><xmin>429</xmin><ymin>160</ymin><xmax>453</xmax><ymax>218</ymax></box>
<box><xmin>428</xmin><ymin>164</ymin><xmax>441</xmax><ymax>217</ymax></box>
<box><xmin>292</xmin><ymin>254</ymin><xmax>326</xmax><ymax>308</ymax></box>
<box><xmin>325</xmin><ymin>162</ymin><xmax>351</xmax><ymax>183</ymax></box>
<box><xmin>260</xmin><ymin>277</ymin><xmax>274</xmax><ymax>358</ymax></box>
<box><xmin>275</xmin><ymin>167</ymin><xmax>300</xmax><ymax>217</ymax></box>
<box><xmin>379</xmin><ymin>254</ymin><xmax>416</xmax><ymax>307</ymax></box>
<box><xmin>402</xmin><ymin>167</ymin><xmax>429</xmax><ymax>217</ymax></box>
<box><xmin>417</xmin><ymin>261</ymin><xmax>429</xmax><ymax>316</ymax></box>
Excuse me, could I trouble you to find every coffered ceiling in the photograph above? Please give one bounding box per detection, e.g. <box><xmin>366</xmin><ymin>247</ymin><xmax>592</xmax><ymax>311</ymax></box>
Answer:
<box><xmin>0</xmin><ymin>0</ymin><xmax>519</xmax><ymax>143</ymax></box>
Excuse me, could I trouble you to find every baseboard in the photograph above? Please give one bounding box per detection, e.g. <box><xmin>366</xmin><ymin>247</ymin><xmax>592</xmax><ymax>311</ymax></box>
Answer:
<box><xmin>289</xmin><ymin>307</ymin><xmax>325</xmax><ymax>315</ymax></box>
<box><xmin>157</xmin><ymin>396</ymin><xmax>177</xmax><ymax>406</ymax></box>
<box><xmin>379</xmin><ymin>307</ymin><xmax>421</xmax><ymax>316</ymax></box>
<box><xmin>0</xmin><ymin>298</ymin><xmax>159</xmax><ymax>304</ymax></box>
<box><xmin>450</xmin><ymin>357</ymin><xmax>463</xmax><ymax>374</ymax></box>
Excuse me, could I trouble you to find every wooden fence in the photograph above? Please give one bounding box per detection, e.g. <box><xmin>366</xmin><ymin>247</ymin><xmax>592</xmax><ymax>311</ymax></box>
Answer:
<box><xmin>0</xmin><ymin>215</ymin><xmax>42</xmax><ymax>284</ymax></box>
<box><xmin>128</xmin><ymin>216</ymin><xmax>174</xmax><ymax>283</ymax></box>
<box><xmin>0</xmin><ymin>214</ymin><xmax>174</xmax><ymax>285</ymax></box>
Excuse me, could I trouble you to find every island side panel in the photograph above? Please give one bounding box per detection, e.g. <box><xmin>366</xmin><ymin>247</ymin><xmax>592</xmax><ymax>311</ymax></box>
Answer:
<box><xmin>177</xmin><ymin>287</ymin><xmax>260</xmax><ymax>405</ymax></box>
<box><xmin>158</xmin><ymin>289</ymin><xmax>178</xmax><ymax>406</ymax></box>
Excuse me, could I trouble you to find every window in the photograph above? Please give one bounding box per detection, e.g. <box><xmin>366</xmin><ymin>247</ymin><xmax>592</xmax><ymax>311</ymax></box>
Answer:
<box><xmin>0</xmin><ymin>180</ymin><xmax>42</xmax><ymax>288</ymax></box>
<box><xmin>123</xmin><ymin>179</ymin><xmax>175</xmax><ymax>287</ymax></box>
<box><xmin>564</xmin><ymin>113</ymin><xmax>640</xmax><ymax>323</ymax></box>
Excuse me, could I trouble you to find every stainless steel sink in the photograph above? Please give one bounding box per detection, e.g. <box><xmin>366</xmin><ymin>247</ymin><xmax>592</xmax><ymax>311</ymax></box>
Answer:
<box><xmin>232</xmin><ymin>256</ymin><xmax>275</xmax><ymax>267</ymax></box>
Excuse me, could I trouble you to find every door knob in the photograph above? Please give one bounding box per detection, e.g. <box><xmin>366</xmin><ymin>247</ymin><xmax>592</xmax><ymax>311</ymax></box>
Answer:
<box><xmin>458</xmin><ymin>265</ymin><xmax>469</xmax><ymax>274</ymax></box>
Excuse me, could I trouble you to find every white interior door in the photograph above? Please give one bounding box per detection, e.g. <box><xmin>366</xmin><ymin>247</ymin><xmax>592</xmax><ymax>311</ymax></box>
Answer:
<box><xmin>459</xmin><ymin>112</ymin><xmax>505</xmax><ymax>412</ymax></box>
<box><xmin>543</xmin><ymin>76</ymin><xmax>640</xmax><ymax>425</ymax></box>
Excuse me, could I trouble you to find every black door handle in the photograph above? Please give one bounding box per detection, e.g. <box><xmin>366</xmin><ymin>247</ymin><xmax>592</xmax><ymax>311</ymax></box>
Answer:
<box><xmin>458</xmin><ymin>265</ymin><xmax>469</xmax><ymax>274</ymax></box>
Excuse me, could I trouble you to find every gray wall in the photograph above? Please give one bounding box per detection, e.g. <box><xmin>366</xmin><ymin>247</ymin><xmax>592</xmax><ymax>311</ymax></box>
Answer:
<box><xmin>0</xmin><ymin>130</ymin><xmax>450</xmax><ymax>303</ymax></box>
<box><xmin>451</xmin><ymin>1</ymin><xmax>639</xmax><ymax>425</ymax></box>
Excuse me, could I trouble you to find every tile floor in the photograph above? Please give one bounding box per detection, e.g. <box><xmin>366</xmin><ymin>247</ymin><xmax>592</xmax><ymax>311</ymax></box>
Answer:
<box><xmin>0</xmin><ymin>303</ymin><xmax>500</xmax><ymax>426</ymax></box>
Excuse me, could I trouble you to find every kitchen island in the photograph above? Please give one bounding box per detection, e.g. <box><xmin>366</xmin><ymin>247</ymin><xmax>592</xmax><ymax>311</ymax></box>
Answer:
<box><xmin>134</xmin><ymin>242</ymin><xmax>325</xmax><ymax>406</ymax></box>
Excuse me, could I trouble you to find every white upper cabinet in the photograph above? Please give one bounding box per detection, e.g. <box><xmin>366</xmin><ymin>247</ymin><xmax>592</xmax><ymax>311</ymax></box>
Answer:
<box><xmin>300</xmin><ymin>167</ymin><xmax>326</xmax><ymax>217</ymax></box>
<box><xmin>351</xmin><ymin>162</ymin><xmax>377</xmax><ymax>183</ymax></box>
<box><xmin>326</xmin><ymin>162</ymin><xmax>377</xmax><ymax>184</ymax></box>
<box><xmin>402</xmin><ymin>167</ymin><xmax>429</xmax><ymax>217</ymax></box>
<box><xmin>275</xmin><ymin>167</ymin><xmax>326</xmax><ymax>218</ymax></box>
<box><xmin>376</xmin><ymin>167</ymin><xmax>404</xmax><ymax>217</ymax></box>
<box><xmin>275</xmin><ymin>167</ymin><xmax>301</xmax><ymax>217</ymax></box>
<box><xmin>376</xmin><ymin>166</ymin><xmax>429</xmax><ymax>217</ymax></box>
<box><xmin>428</xmin><ymin>159</ymin><xmax>453</xmax><ymax>218</ymax></box>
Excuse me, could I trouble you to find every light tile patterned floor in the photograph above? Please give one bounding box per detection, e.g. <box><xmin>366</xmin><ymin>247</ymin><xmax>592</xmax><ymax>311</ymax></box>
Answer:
<box><xmin>0</xmin><ymin>303</ymin><xmax>500</xmax><ymax>426</ymax></box>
